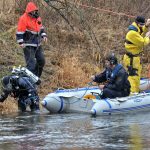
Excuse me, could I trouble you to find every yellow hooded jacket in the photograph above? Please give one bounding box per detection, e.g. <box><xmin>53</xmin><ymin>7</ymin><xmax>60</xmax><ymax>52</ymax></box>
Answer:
<box><xmin>125</xmin><ymin>22</ymin><xmax>150</xmax><ymax>55</ymax></box>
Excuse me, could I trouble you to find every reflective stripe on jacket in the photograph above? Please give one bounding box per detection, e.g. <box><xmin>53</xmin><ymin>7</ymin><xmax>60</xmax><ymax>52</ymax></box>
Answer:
<box><xmin>16</xmin><ymin>2</ymin><xmax>46</xmax><ymax>47</ymax></box>
<box><xmin>125</xmin><ymin>22</ymin><xmax>150</xmax><ymax>55</ymax></box>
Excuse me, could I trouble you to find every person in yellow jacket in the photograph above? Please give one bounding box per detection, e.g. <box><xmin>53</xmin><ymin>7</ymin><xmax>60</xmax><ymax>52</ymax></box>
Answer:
<box><xmin>123</xmin><ymin>16</ymin><xmax>150</xmax><ymax>93</ymax></box>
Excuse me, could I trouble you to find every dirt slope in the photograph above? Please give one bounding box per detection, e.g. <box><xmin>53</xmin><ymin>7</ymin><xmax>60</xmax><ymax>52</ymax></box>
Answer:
<box><xmin>0</xmin><ymin>0</ymin><xmax>150</xmax><ymax>113</ymax></box>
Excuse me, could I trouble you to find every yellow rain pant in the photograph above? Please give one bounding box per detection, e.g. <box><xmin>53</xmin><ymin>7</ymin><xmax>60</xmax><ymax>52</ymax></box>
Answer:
<box><xmin>123</xmin><ymin>54</ymin><xmax>142</xmax><ymax>93</ymax></box>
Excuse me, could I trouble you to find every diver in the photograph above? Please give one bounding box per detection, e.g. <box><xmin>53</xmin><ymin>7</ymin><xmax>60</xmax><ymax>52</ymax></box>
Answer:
<box><xmin>0</xmin><ymin>67</ymin><xmax>40</xmax><ymax>112</ymax></box>
<box><xmin>91</xmin><ymin>54</ymin><xmax>131</xmax><ymax>99</ymax></box>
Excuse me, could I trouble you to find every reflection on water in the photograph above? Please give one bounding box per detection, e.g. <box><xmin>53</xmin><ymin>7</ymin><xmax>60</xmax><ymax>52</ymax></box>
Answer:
<box><xmin>0</xmin><ymin>111</ymin><xmax>150</xmax><ymax>150</ymax></box>
<box><xmin>129</xmin><ymin>125</ymin><xmax>143</xmax><ymax>150</ymax></box>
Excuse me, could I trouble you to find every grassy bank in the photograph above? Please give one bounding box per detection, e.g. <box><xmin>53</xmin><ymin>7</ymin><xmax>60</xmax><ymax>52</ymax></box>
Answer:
<box><xmin>0</xmin><ymin>0</ymin><xmax>150</xmax><ymax>113</ymax></box>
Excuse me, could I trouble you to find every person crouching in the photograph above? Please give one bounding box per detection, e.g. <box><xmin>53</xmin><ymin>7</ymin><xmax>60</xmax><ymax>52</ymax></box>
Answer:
<box><xmin>0</xmin><ymin>74</ymin><xmax>40</xmax><ymax>112</ymax></box>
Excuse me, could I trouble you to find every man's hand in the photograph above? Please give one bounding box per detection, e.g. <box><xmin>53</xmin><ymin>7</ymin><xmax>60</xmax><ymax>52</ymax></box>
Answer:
<box><xmin>91</xmin><ymin>75</ymin><xmax>95</xmax><ymax>81</ymax></box>
<box><xmin>43</xmin><ymin>36</ymin><xmax>48</xmax><ymax>42</ymax></box>
<box><xmin>146</xmin><ymin>19</ymin><xmax>150</xmax><ymax>27</ymax></box>
<box><xmin>146</xmin><ymin>31</ymin><xmax>150</xmax><ymax>37</ymax></box>
<box><xmin>20</xmin><ymin>43</ymin><xmax>25</xmax><ymax>48</ymax></box>
<box><xmin>99</xmin><ymin>84</ymin><xmax>105</xmax><ymax>90</ymax></box>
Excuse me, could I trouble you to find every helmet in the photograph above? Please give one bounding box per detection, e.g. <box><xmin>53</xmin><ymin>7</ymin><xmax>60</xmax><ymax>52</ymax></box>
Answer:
<box><xmin>135</xmin><ymin>16</ymin><xmax>145</xmax><ymax>25</ymax></box>
<box><xmin>106</xmin><ymin>53</ymin><xmax>118</xmax><ymax>65</ymax></box>
<box><xmin>1</xmin><ymin>76</ymin><xmax>12</xmax><ymax>91</ymax></box>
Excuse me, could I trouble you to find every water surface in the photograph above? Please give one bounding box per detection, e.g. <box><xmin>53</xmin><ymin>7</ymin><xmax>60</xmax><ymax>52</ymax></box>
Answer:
<box><xmin>0</xmin><ymin>111</ymin><xmax>150</xmax><ymax>150</ymax></box>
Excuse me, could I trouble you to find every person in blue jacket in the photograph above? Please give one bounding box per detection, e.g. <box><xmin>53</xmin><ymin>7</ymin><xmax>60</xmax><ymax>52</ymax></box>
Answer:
<box><xmin>91</xmin><ymin>54</ymin><xmax>130</xmax><ymax>99</ymax></box>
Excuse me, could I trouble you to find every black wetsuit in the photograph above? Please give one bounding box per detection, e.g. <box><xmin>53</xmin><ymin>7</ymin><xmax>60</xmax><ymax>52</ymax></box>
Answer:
<box><xmin>0</xmin><ymin>75</ymin><xmax>40</xmax><ymax>112</ymax></box>
<box><xmin>93</xmin><ymin>64</ymin><xmax>130</xmax><ymax>99</ymax></box>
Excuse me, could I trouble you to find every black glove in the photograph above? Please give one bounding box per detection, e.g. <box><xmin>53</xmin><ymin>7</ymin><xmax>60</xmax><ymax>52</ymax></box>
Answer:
<box><xmin>36</xmin><ymin>79</ymin><xmax>41</xmax><ymax>85</ymax></box>
<box><xmin>0</xmin><ymin>95</ymin><xmax>5</xmax><ymax>102</ymax></box>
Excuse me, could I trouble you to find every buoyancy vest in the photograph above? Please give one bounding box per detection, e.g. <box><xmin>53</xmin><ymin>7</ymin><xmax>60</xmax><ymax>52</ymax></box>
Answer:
<box><xmin>105</xmin><ymin>64</ymin><xmax>122</xmax><ymax>81</ymax></box>
<box><xmin>108</xmin><ymin>64</ymin><xmax>130</xmax><ymax>93</ymax></box>
<box><xmin>128</xmin><ymin>25</ymin><xmax>138</xmax><ymax>32</ymax></box>
<box><xmin>106</xmin><ymin>68</ymin><xmax>112</xmax><ymax>80</ymax></box>
<box><xmin>110</xmin><ymin>64</ymin><xmax>122</xmax><ymax>80</ymax></box>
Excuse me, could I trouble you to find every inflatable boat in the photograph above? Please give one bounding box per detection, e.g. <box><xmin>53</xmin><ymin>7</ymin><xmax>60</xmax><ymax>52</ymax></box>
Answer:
<box><xmin>41</xmin><ymin>78</ymin><xmax>150</xmax><ymax>115</ymax></box>
<box><xmin>41</xmin><ymin>86</ymin><xmax>100</xmax><ymax>113</ymax></box>
<box><xmin>91</xmin><ymin>92</ymin><xmax>150</xmax><ymax>116</ymax></box>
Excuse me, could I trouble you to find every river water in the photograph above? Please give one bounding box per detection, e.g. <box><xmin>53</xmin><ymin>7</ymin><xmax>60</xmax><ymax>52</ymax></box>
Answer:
<box><xmin>0</xmin><ymin>110</ymin><xmax>150</xmax><ymax>150</ymax></box>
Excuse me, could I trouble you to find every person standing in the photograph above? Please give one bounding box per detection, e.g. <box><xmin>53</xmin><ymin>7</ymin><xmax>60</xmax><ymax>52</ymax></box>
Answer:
<box><xmin>123</xmin><ymin>16</ymin><xmax>150</xmax><ymax>93</ymax></box>
<box><xmin>16</xmin><ymin>2</ymin><xmax>47</xmax><ymax>77</ymax></box>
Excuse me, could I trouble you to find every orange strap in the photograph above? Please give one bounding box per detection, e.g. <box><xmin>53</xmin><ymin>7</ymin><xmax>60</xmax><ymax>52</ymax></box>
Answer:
<box><xmin>74</xmin><ymin>2</ymin><xmax>135</xmax><ymax>18</ymax></box>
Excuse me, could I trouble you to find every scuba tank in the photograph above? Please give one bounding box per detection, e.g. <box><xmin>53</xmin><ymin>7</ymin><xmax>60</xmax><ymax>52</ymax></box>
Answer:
<box><xmin>21</xmin><ymin>67</ymin><xmax>41</xmax><ymax>84</ymax></box>
<box><xmin>12</xmin><ymin>66</ymin><xmax>41</xmax><ymax>85</ymax></box>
